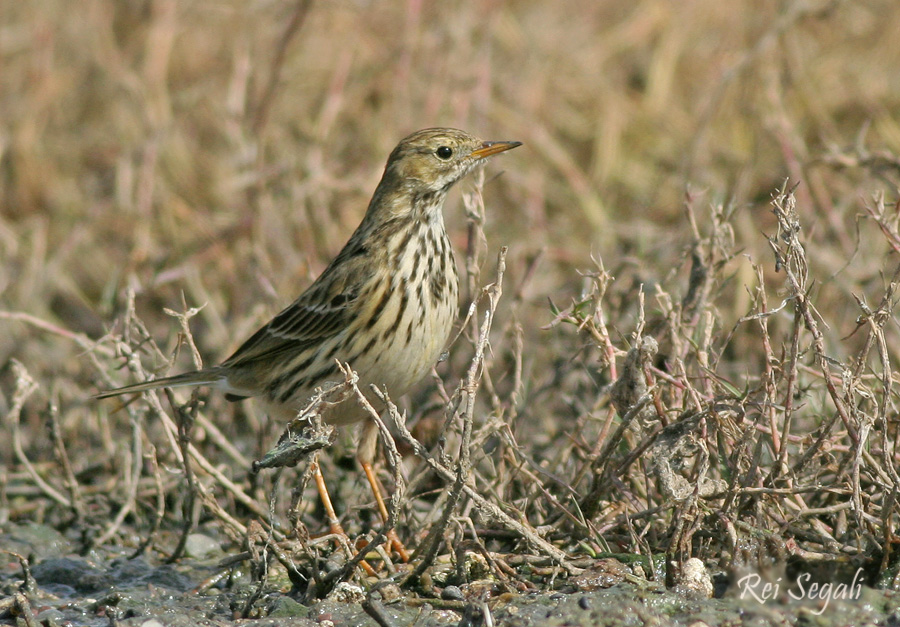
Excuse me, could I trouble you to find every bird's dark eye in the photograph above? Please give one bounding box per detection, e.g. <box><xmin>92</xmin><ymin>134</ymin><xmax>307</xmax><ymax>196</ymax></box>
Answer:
<box><xmin>436</xmin><ymin>146</ymin><xmax>453</xmax><ymax>160</ymax></box>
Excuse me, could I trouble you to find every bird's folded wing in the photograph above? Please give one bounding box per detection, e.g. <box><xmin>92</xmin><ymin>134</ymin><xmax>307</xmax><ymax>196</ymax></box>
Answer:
<box><xmin>220</xmin><ymin>264</ymin><xmax>364</xmax><ymax>369</ymax></box>
<box><xmin>222</xmin><ymin>293</ymin><xmax>356</xmax><ymax>368</ymax></box>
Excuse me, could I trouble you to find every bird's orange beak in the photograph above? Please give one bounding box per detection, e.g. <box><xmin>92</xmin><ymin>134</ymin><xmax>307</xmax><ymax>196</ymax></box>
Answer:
<box><xmin>470</xmin><ymin>140</ymin><xmax>522</xmax><ymax>159</ymax></box>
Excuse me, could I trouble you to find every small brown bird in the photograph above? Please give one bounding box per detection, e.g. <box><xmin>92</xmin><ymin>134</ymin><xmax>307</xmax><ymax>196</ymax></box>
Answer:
<box><xmin>97</xmin><ymin>128</ymin><xmax>521</xmax><ymax>553</ymax></box>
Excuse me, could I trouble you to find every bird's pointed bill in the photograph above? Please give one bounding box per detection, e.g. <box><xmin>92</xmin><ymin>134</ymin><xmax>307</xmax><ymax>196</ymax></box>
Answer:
<box><xmin>470</xmin><ymin>140</ymin><xmax>522</xmax><ymax>159</ymax></box>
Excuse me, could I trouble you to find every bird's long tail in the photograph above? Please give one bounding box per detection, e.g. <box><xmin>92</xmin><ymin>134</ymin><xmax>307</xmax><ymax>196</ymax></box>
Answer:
<box><xmin>94</xmin><ymin>369</ymin><xmax>225</xmax><ymax>399</ymax></box>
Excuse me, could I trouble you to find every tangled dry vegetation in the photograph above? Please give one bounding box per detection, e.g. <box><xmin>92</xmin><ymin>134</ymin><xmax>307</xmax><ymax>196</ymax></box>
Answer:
<box><xmin>4</xmin><ymin>0</ymin><xmax>900</xmax><ymax>618</ymax></box>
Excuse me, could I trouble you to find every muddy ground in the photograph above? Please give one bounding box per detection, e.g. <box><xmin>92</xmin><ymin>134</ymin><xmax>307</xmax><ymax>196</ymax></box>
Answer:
<box><xmin>3</xmin><ymin>522</ymin><xmax>898</xmax><ymax>627</ymax></box>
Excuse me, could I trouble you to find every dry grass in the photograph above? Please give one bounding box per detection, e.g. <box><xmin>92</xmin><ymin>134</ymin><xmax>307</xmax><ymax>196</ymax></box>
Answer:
<box><xmin>4</xmin><ymin>0</ymin><xmax>900</xmax><ymax>606</ymax></box>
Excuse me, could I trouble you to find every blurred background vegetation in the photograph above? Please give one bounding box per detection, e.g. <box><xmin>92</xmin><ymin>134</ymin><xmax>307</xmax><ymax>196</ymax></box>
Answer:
<box><xmin>3</xmin><ymin>0</ymin><xmax>898</xmax><ymax>358</ymax></box>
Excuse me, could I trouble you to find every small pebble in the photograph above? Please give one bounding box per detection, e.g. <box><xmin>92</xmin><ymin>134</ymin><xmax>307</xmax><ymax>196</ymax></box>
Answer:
<box><xmin>327</xmin><ymin>582</ymin><xmax>364</xmax><ymax>603</ymax></box>
<box><xmin>675</xmin><ymin>558</ymin><xmax>714</xmax><ymax>599</ymax></box>
<box><xmin>377</xmin><ymin>583</ymin><xmax>402</xmax><ymax>603</ymax></box>
<box><xmin>441</xmin><ymin>585</ymin><xmax>464</xmax><ymax>601</ymax></box>
<box><xmin>578</xmin><ymin>596</ymin><xmax>591</xmax><ymax>610</ymax></box>
<box><xmin>184</xmin><ymin>533</ymin><xmax>221</xmax><ymax>559</ymax></box>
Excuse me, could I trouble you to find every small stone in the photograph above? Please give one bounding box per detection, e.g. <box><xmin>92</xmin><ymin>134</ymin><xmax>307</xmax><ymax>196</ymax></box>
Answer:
<box><xmin>675</xmin><ymin>558</ymin><xmax>714</xmax><ymax>599</ymax></box>
<box><xmin>377</xmin><ymin>583</ymin><xmax>402</xmax><ymax>603</ymax></box>
<box><xmin>32</xmin><ymin>557</ymin><xmax>110</xmax><ymax>594</ymax></box>
<box><xmin>184</xmin><ymin>533</ymin><xmax>221</xmax><ymax>559</ymax></box>
<box><xmin>268</xmin><ymin>596</ymin><xmax>310</xmax><ymax>618</ymax></box>
<box><xmin>441</xmin><ymin>585</ymin><xmax>464</xmax><ymax>601</ymax></box>
<box><xmin>326</xmin><ymin>582</ymin><xmax>365</xmax><ymax>604</ymax></box>
<box><xmin>463</xmin><ymin>552</ymin><xmax>491</xmax><ymax>580</ymax></box>
<box><xmin>571</xmin><ymin>558</ymin><xmax>629</xmax><ymax>591</ymax></box>
<box><xmin>35</xmin><ymin>609</ymin><xmax>65</xmax><ymax>625</ymax></box>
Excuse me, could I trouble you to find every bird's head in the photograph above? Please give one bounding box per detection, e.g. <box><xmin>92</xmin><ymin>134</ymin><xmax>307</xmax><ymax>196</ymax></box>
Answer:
<box><xmin>383</xmin><ymin>128</ymin><xmax>522</xmax><ymax>196</ymax></box>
